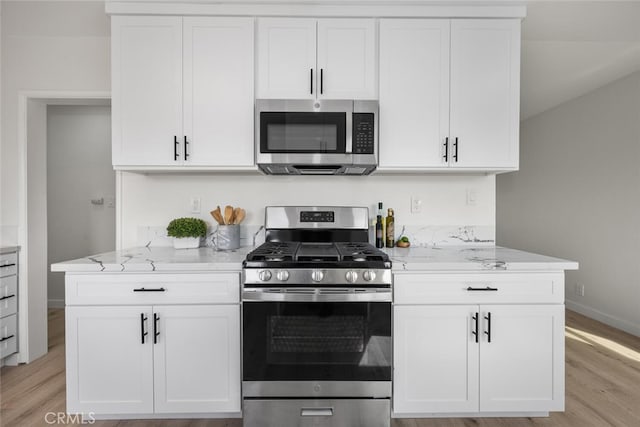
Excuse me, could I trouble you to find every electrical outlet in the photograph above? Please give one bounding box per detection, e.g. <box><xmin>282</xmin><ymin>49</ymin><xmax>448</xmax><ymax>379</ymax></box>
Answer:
<box><xmin>190</xmin><ymin>196</ymin><xmax>201</xmax><ymax>214</ymax></box>
<box><xmin>411</xmin><ymin>196</ymin><xmax>422</xmax><ymax>214</ymax></box>
<box><xmin>575</xmin><ymin>283</ymin><xmax>585</xmax><ymax>297</ymax></box>
<box><xmin>466</xmin><ymin>189</ymin><xmax>477</xmax><ymax>206</ymax></box>
<box><xmin>579</xmin><ymin>283</ymin><xmax>585</xmax><ymax>297</ymax></box>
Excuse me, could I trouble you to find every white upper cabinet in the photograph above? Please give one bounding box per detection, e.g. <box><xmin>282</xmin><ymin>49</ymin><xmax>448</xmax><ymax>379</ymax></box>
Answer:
<box><xmin>378</xmin><ymin>18</ymin><xmax>520</xmax><ymax>171</ymax></box>
<box><xmin>316</xmin><ymin>19</ymin><xmax>377</xmax><ymax>99</ymax></box>
<box><xmin>379</xmin><ymin>19</ymin><xmax>450</xmax><ymax>169</ymax></box>
<box><xmin>182</xmin><ymin>17</ymin><xmax>255</xmax><ymax>167</ymax></box>
<box><xmin>256</xmin><ymin>18</ymin><xmax>317</xmax><ymax>99</ymax></box>
<box><xmin>450</xmin><ymin>19</ymin><xmax>520</xmax><ymax>169</ymax></box>
<box><xmin>256</xmin><ymin>18</ymin><xmax>377</xmax><ymax>100</ymax></box>
<box><xmin>112</xmin><ymin>16</ymin><xmax>183</xmax><ymax>167</ymax></box>
<box><xmin>112</xmin><ymin>16</ymin><xmax>255</xmax><ymax>170</ymax></box>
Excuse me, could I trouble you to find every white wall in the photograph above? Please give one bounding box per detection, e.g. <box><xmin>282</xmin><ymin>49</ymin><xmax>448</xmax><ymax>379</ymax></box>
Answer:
<box><xmin>120</xmin><ymin>173</ymin><xmax>496</xmax><ymax>248</ymax></box>
<box><xmin>47</xmin><ymin>105</ymin><xmax>115</xmax><ymax>307</ymax></box>
<box><xmin>497</xmin><ymin>71</ymin><xmax>640</xmax><ymax>336</ymax></box>
<box><xmin>1</xmin><ymin>1</ymin><xmax>110</xmax><ymax>229</ymax></box>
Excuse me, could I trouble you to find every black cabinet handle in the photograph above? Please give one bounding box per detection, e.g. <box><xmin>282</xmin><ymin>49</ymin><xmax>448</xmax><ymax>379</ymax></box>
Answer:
<box><xmin>320</xmin><ymin>68</ymin><xmax>324</xmax><ymax>94</ymax></box>
<box><xmin>453</xmin><ymin>137</ymin><xmax>459</xmax><ymax>162</ymax></box>
<box><xmin>472</xmin><ymin>312</ymin><xmax>479</xmax><ymax>343</ymax></box>
<box><xmin>140</xmin><ymin>313</ymin><xmax>148</xmax><ymax>344</ymax></box>
<box><xmin>0</xmin><ymin>334</ymin><xmax>15</xmax><ymax>343</ymax></box>
<box><xmin>133</xmin><ymin>287</ymin><xmax>166</xmax><ymax>292</ymax></box>
<box><xmin>0</xmin><ymin>294</ymin><xmax>16</xmax><ymax>301</ymax></box>
<box><xmin>184</xmin><ymin>136</ymin><xmax>189</xmax><ymax>161</ymax></box>
<box><xmin>484</xmin><ymin>312</ymin><xmax>492</xmax><ymax>343</ymax></box>
<box><xmin>443</xmin><ymin>137</ymin><xmax>449</xmax><ymax>162</ymax></box>
<box><xmin>0</xmin><ymin>263</ymin><xmax>16</xmax><ymax>269</ymax></box>
<box><xmin>310</xmin><ymin>68</ymin><xmax>314</xmax><ymax>94</ymax></box>
<box><xmin>153</xmin><ymin>313</ymin><xmax>160</xmax><ymax>344</ymax></box>
<box><xmin>466</xmin><ymin>286</ymin><xmax>498</xmax><ymax>291</ymax></box>
<box><xmin>173</xmin><ymin>136</ymin><xmax>179</xmax><ymax>161</ymax></box>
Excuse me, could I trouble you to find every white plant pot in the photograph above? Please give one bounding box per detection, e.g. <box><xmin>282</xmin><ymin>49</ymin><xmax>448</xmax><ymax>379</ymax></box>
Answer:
<box><xmin>172</xmin><ymin>237</ymin><xmax>200</xmax><ymax>249</ymax></box>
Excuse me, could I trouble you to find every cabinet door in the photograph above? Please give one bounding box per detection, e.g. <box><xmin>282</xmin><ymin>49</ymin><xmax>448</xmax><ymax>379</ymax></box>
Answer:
<box><xmin>256</xmin><ymin>18</ymin><xmax>316</xmax><ymax>99</ymax></box>
<box><xmin>394</xmin><ymin>305</ymin><xmax>479</xmax><ymax>414</ymax></box>
<box><xmin>112</xmin><ymin>16</ymin><xmax>183</xmax><ymax>166</ymax></box>
<box><xmin>65</xmin><ymin>306</ymin><xmax>154</xmax><ymax>414</ymax></box>
<box><xmin>153</xmin><ymin>305</ymin><xmax>241</xmax><ymax>414</ymax></box>
<box><xmin>479</xmin><ymin>305</ymin><xmax>564</xmax><ymax>412</ymax></box>
<box><xmin>449</xmin><ymin>19</ymin><xmax>520</xmax><ymax>169</ymax></box>
<box><xmin>379</xmin><ymin>19</ymin><xmax>450</xmax><ymax>169</ymax></box>
<box><xmin>183</xmin><ymin>17</ymin><xmax>254</xmax><ymax>167</ymax></box>
<box><xmin>317</xmin><ymin>19</ymin><xmax>377</xmax><ymax>99</ymax></box>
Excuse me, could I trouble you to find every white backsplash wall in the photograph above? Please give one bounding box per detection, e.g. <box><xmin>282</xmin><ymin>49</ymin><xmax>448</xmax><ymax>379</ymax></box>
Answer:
<box><xmin>120</xmin><ymin>173</ymin><xmax>495</xmax><ymax>248</ymax></box>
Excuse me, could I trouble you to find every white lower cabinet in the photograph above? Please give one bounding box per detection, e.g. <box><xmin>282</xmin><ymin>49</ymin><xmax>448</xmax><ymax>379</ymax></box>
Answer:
<box><xmin>64</xmin><ymin>273</ymin><xmax>241</xmax><ymax>417</ymax></box>
<box><xmin>153</xmin><ymin>305</ymin><xmax>240</xmax><ymax>413</ymax></box>
<box><xmin>66</xmin><ymin>306</ymin><xmax>154</xmax><ymax>414</ymax></box>
<box><xmin>393</xmin><ymin>273</ymin><xmax>565</xmax><ymax>416</ymax></box>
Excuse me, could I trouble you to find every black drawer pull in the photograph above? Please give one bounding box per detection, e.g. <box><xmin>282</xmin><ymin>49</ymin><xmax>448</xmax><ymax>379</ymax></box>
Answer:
<box><xmin>466</xmin><ymin>286</ymin><xmax>498</xmax><ymax>291</ymax></box>
<box><xmin>0</xmin><ymin>263</ymin><xmax>16</xmax><ymax>269</ymax></box>
<box><xmin>173</xmin><ymin>136</ymin><xmax>179</xmax><ymax>161</ymax></box>
<box><xmin>0</xmin><ymin>334</ymin><xmax>15</xmax><ymax>342</ymax></box>
<box><xmin>140</xmin><ymin>313</ymin><xmax>148</xmax><ymax>344</ymax></box>
<box><xmin>153</xmin><ymin>313</ymin><xmax>160</xmax><ymax>344</ymax></box>
<box><xmin>472</xmin><ymin>312</ymin><xmax>479</xmax><ymax>343</ymax></box>
<box><xmin>0</xmin><ymin>294</ymin><xmax>16</xmax><ymax>301</ymax></box>
<box><xmin>133</xmin><ymin>287</ymin><xmax>166</xmax><ymax>292</ymax></box>
<box><xmin>484</xmin><ymin>312</ymin><xmax>492</xmax><ymax>343</ymax></box>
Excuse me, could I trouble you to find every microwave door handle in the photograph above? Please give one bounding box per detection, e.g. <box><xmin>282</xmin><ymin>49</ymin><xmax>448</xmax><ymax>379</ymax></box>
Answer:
<box><xmin>346</xmin><ymin>111</ymin><xmax>353</xmax><ymax>154</ymax></box>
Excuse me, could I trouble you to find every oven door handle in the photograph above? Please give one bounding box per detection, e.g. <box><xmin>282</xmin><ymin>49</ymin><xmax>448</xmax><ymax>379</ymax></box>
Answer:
<box><xmin>242</xmin><ymin>287</ymin><xmax>391</xmax><ymax>302</ymax></box>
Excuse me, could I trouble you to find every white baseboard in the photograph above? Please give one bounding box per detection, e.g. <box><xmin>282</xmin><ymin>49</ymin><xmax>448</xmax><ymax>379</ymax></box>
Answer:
<box><xmin>566</xmin><ymin>299</ymin><xmax>640</xmax><ymax>337</ymax></box>
<box><xmin>48</xmin><ymin>299</ymin><xmax>65</xmax><ymax>309</ymax></box>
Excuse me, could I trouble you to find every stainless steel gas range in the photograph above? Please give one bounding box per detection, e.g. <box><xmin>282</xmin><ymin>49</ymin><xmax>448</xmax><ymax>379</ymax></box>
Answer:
<box><xmin>241</xmin><ymin>206</ymin><xmax>392</xmax><ymax>427</ymax></box>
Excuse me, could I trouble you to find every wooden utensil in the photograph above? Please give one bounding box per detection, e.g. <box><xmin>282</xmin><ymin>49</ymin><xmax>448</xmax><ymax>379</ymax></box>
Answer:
<box><xmin>232</xmin><ymin>207</ymin><xmax>241</xmax><ymax>224</ymax></box>
<box><xmin>224</xmin><ymin>205</ymin><xmax>234</xmax><ymax>225</ymax></box>
<box><xmin>210</xmin><ymin>206</ymin><xmax>224</xmax><ymax>225</ymax></box>
<box><xmin>234</xmin><ymin>208</ymin><xmax>246</xmax><ymax>225</ymax></box>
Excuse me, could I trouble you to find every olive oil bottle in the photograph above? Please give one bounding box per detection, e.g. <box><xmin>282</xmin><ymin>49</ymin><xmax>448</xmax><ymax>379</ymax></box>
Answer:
<box><xmin>375</xmin><ymin>202</ymin><xmax>384</xmax><ymax>248</ymax></box>
<box><xmin>385</xmin><ymin>208</ymin><xmax>395</xmax><ymax>248</ymax></box>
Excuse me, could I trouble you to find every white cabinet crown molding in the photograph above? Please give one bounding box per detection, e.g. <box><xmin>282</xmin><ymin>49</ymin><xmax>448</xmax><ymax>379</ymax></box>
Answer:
<box><xmin>106</xmin><ymin>1</ymin><xmax>526</xmax><ymax>18</ymax></box>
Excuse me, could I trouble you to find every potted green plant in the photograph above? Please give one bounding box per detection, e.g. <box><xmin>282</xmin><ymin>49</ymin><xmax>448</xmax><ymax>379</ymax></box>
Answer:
<box><xmin>166</xmin><ymin>217</ymin><xmax>207</xmax><ymax>249</ymax></box>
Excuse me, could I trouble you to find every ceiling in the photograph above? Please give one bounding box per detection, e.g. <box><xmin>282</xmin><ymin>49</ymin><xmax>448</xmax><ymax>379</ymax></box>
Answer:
<box><xmin>521</xmin><ymin>0</ymin><xmax>640</xmax><ymax>120</ymax></box>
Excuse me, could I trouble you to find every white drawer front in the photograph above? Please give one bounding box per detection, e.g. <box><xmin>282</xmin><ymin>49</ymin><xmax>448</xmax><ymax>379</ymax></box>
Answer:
<box><xmin>0</xmin><ymin>275</ymin><xmax>18</xmax><ymax>317</ymax></box>
<box><xmin>0</xmin><ymin>252</ymin><xmax>18</xmax><ymax>278</ymax></box>
<box><xmin>66</xmin><ymin>273</ymin><xmax>240</xmax><ymax>306</ymax></box>
<box><xmin>0</xmin><ymin>313</ymin><xmax>17</xmax><ymax>358</ymax></box>
<box><xmin>394</xmin><ymin>272</ymin><xmax>564</xmax><ymax>305</ymax></box>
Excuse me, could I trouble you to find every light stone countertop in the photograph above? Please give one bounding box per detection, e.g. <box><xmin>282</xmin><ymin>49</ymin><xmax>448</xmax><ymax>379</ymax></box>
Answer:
<box><xmin>51</xmin><ymin>245</ymin><xmax>578</xmax><ymax>273</ymax></box>
<box><xmin>50</xmin><ymin>246</ymin><xmax>252</xmax><ymax>273</ymax></box>
<box><xmin>384</xmin><ymin>246</ymin><xmax>578</xmax><ymax>272</ymax></box>
<box><xmin>0</xmin><ymin>246</ymin><xmax>20</xmax><ymax>255</ymax></box>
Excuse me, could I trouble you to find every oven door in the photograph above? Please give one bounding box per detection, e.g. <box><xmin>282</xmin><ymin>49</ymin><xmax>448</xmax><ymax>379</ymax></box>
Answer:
<box><xmin>242</xmin><ymin>300</ymin><xmax>391</xmax><ymax>398</ymax></box>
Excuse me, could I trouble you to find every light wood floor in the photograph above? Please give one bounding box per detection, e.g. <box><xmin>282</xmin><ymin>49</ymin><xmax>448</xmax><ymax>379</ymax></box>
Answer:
<box><xmin>1</xmin><ymin>309</ymin><xmax>639</xmax><ymax>426</ymax></box>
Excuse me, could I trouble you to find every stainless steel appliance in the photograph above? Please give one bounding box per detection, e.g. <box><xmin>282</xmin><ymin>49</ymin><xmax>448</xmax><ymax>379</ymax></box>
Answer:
<box><xmin>242</xmin><ymin>206</ymin><xmax>392</xmax><ymax>427</ymax></box>
<box><xmin>255</xmin><ymin>100</ymin><xmax>378</xmax><ymax>175</ymax></box>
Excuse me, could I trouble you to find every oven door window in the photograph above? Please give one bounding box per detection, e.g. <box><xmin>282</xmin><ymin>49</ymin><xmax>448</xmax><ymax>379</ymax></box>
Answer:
<box><xmin>260</xmin><ymin>112</ymin><xmax>346</xmax><ymax>153</ymax></box>
<box><xmin>243</xmin><ymin>302</ymin><xmax>391</xmax><ymax>381</ymax></box>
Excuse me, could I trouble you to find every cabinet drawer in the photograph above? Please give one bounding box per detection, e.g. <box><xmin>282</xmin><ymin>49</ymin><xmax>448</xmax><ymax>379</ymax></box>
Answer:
<box><xmin>394</xmin><ymin>272</ymin><xmax>564</xmax><ymax>305</ymax></box>
<box><xmin>0</xmin><ymin>252</ymin><xmax>18</xmax><ymax>278</ymax></box>
<box><xmin>0</xmin><ymin>314</ymin><xmax>17</xmax><ymax>358</ymax></box>
<box><xmin>0</xmin><ymin>275</ymin><xmax>18</xmax><ymax>317</ymax></box>
<box><xmin>66</xmin><ymin>273</ymin><xmax>240</xmax><ymax>306</ymax></box>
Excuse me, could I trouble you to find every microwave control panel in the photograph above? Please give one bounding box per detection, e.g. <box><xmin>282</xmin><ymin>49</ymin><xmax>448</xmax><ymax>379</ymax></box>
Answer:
<box><xmin>352</xmin><ymin>113</ymin><xmax>375</xmax><ymax>154</ymax></box>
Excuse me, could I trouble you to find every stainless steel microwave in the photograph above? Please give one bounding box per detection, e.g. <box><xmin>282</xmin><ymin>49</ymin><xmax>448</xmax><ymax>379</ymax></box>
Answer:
<box><xmin>255</xmin><ymin>99</ymin><xmax>378</xmax><ymax>175</ymax></box>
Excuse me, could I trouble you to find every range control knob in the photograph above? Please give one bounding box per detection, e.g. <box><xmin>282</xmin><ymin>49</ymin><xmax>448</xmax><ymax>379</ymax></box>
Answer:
<box><xmin>276</xmin><ymin>270</ymin><xmax>290</xmax><ymax>282</ymax></box>
<box><xmin>258</xmin><ymin>270</ymin><xmax>272</xmax><ymax>282</ymax></box>
<box><xmin>362</xmin><ymin>270</ymin><xmax>376</xmax><ymax>282</ymax></box>
<box><xmin>311</xmin><ymin>270</ymin><xmax>324</xmax><ymax>282</ymax></box>
<box><xmin>345</xmin><ymin>270</ymin><xmax>358</xmax><ymax>283</ymax></box>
